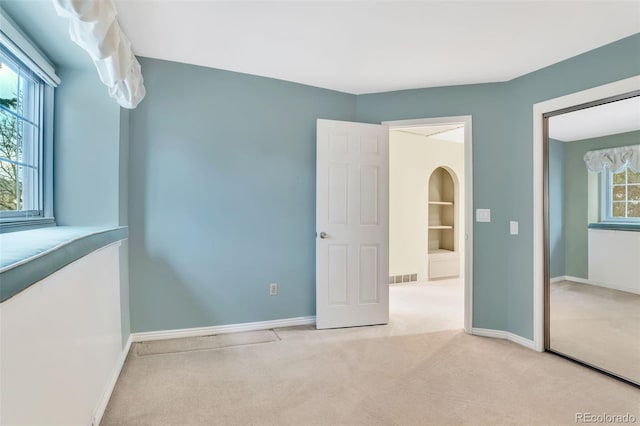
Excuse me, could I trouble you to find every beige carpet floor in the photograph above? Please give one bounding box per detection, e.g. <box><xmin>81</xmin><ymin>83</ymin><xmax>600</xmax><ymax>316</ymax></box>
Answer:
<box><xmin>102</xmin><ymin>282</ymin><xmax>639</xmax><ymax>425</ymax></box>
<box><xmin>550</xmin><ymin>280</ymin><xmax>640</xmax><ymax>383</ymax></box>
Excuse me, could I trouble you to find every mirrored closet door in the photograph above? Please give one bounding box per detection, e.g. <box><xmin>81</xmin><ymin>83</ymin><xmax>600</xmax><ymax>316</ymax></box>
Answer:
<box><xmin>544</xmin><ymin>91</ymin><xmax>640</xmax><ymax>385</ymax></box>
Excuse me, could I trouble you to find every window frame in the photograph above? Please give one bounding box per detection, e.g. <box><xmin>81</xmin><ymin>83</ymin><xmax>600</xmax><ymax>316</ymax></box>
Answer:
<box><xmin>0</xmin><ymin>10</ymin><xmax>58</xmax><ymax>231</ymax></box>
<box><xmin>0</xmin><ymin>47</ymin><xmax>44</xmax><ymax>219</ymax></box>
<box><xmin>601</xmin><ymin>165</ymin><xmax>640</xmax><ymax>223</ymax></box>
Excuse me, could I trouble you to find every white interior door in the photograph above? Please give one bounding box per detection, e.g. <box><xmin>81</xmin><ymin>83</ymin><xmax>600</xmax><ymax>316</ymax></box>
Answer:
<box><xmin>316</xmin><ymin>119</ymin><xmax>389</xmax><ymax>329</ymax></box>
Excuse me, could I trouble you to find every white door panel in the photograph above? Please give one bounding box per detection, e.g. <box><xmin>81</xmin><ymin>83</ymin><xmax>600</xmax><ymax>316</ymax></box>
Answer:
<box><xmin>316</xmin><ymin>119</ymin><xmax>389</xmax><ymax>329</ymax></box>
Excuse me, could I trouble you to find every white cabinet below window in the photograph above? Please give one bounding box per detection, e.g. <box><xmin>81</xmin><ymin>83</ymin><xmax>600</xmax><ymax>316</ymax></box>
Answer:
<box><xmin>588</xmin><ymin>228</ymin><xmax>640</xmax><ymax>294</ymax></box>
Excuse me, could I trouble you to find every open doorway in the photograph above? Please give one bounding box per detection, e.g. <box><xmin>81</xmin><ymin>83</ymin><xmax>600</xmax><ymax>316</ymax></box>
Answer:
<box><xmin>315</xmin><ymin>116</ymin><xmax>471</xmax><ymax>331</ymax></box>
<box><xmin>385</xmin><ymin>117</ymin><xmax>472</xmax><ymax>334</ymax></box>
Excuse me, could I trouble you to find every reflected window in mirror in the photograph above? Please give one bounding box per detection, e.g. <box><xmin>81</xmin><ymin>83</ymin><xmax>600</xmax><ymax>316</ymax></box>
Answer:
<box><xmin>603</xmin><ymin>164</ymin><xmax>640</xmax><ymax>222</ymax></box>
<box><xmin>545</xmin><ymin>91</ymin><xmax>640</xmax><ymax>386</ymax></box>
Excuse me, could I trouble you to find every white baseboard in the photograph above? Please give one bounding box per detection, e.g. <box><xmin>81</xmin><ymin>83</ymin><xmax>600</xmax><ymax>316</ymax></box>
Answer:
<box><xmin>472</xmin><ymin>327</ymin><xmax>537</xmax><ymax>351</ymax></box>
<box><xmin>131</xmin><ymin>316</ymin><xmax>317</xmax><ymax>343</ymax></box>
<box><xmin>553</xmin><ymin>275</ymin><xmax>640</xmax><ymax>295</ymax></box>
<box><xmin>92</xmin><ymin>335</ymin><xmax>132</xmax><ymax>426</ymax></box>
<box><xmin>91</xmin><ymin>320</ymin><xmax>537</xmax><ymax>424</ymax></box>
<box><xmin>91</xmin><ymin>316</ymin><xmax>316</xmax><ymax>423</ymax></box>
<box><xmin>550</xmin><ymin>276</ymin><xmax>565</xmax><ymax>284</ymax></box>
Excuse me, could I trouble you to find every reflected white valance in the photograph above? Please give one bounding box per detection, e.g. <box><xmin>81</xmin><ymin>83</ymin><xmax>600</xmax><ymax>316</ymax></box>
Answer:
<box><xmin>52</xmin><ymin>0</ymin><xmax>145</xmax><ymax>109</ymax></box>
<box><xmin>583</xmin><ymin>144</ymin><xmax>640</xmax><ymax>173</ymax></box>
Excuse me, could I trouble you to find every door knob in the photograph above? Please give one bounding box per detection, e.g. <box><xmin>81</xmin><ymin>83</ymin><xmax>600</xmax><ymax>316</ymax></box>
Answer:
<box><xmin>319</xmin><ymin>232</ymin><xmax>328</xmax><ymax>239</ymax></box>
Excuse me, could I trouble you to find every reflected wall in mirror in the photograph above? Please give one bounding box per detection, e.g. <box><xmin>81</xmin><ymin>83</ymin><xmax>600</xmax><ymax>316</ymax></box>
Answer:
<box><xmin>546</xmin><ymin>93</ymin><xmax>640</xmax><ymax>385</ymax></box>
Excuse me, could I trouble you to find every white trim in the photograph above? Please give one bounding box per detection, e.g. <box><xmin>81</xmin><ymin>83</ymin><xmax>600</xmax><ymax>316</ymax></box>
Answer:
<box><xmin>43</xmin><ymin>84</ymin><xmax>55</xmax><ymax>218</ymax></box>
<box><xmin>472</xmin><ymin>327</ymin><xmax>536</xmax><ymax>351</ymax></box>
<box><xmin>0</xmin><ymin>217</ymin><xmax>55</xmax><ymax>229</ymax></box>
<box><xmin>601</xmin><ymin>171</ymin><xmax>609</xmax><ymax>221</ymax></box>
<box><xmin>98</xmin><ymin>317</ymin><xmax>315</xmax><ymax>423</ymax></box>
<box><xmin>92</xmin><ymin>335</ymin><xmax>132</xmax><ymax>426</ymax></box>
<box><xmin>549</xmin><ymin>276</ymin><xmax>565</xmax><ymax>284</ymax></box>
<box><xmin>533</xmin><ymin>75</ymin><xmax>640</xmax><ymax>353</ymax></box>
<box><xmin>383</xmin><ymin>116</ymin><xmax>473</xmax><ymax>334</ymax></box>
<box><xmin>552</xmin><ymin>275</ymin><xmax>640</xmax><ymax>295</ymax></box>
<box><xmin>131</xmin><ymin>316</ymin><xmax>317</xmax><ymax>343</ymax></box>
<box><xmin>602</xmin><ymin>166</ymin><xmax>640</xmax><ymax>224</ymax></box>
<box><xmin>0</xmin><ymin>9</ymin><xmax>60</xmax><ymax>86</ymax></box>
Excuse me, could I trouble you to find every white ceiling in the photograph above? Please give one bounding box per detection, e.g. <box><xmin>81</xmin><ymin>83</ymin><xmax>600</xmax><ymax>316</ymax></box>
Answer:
<box><xmin>395</xmin><ymin>124</ymin><xmax>461</xmax><ymax>137</ymax></box>
<box><xmin>549</xmin><ymin>96</ymin><xmax>640</xmax><ymax>142</ymax></box>
<box><xmin>394</xmin><ymin>124</ymin><xmax>465</xmax><ymax>143</ymax></box>
<box><xmin>113</xmin><ymin>1</ymin><xmax>640</xmax><ymax>94</ymax></box>
<box><xmin>429</xmin><ymin>127</ymin><xmax>465</xmax><ymax>144</ymax></box>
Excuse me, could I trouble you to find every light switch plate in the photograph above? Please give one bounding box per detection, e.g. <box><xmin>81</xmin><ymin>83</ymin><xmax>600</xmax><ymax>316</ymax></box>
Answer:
<box><xmin>510</xmin><ymin>221</ymin><xmax>519</xmax><ymax>235</ymax></box>
<box><xmin>476</xmin><ymin>209</ymin><xmax>491</xmax><ymax>222</ymax></box>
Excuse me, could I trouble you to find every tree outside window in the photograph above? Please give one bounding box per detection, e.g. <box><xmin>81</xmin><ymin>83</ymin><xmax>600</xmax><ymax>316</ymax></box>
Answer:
<box><xmin>0</xmin><ymin>55</ymin><xmax>40</xmax><ymax>215</ymax></box>
<box><xmin>611</xmin><ymin>166</ymin><xmax>640</xmax><ymax>219</ymax></box>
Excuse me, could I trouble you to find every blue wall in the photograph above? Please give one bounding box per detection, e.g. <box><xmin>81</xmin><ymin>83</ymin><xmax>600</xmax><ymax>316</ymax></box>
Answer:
<box><xmin>563</xmin><ymin>130</ymin><xmax>640</xmax><ymax>279</ymax></box>
<box><xmin>1</xmin><ymin>1</ymin><xmax>126</xmax><ymax>228</ymax></box>
<box><xmin>2</xmin><ymin>1</ymin><xmax>133</xmax><ymax>344</ymax></box>
<box><xmin>129</xmin><ymin>35</ymin><xmax>640</xmax><ymax>336</ymax></box>
<box><xmin>52</xmin><ymin>67</ymin><xmax>132</xmax><ymax>344</ymax></box>
<box><xmin>3</xmin><ymin>0</ymin><xmax>639</xmax><ymax>341</ymax></box>
<box><xmin>1</xmin><ymin>3</ymin><xmax>124</xmax><ymax>226</ymax></box>
<box><xmin>356</xmin><ymin>83</ymin><xmax>512</xmax><ymax>331</ymax></box>
<box><xmin>128</xmin><ymin>59</ymin><xmax>356</xmax><ymax>331</ymax></box>
<box><xmin>355</xmin><ymin>34</ymin><xmax>640</xmax><ymax>338</ymax></box>
<box><xmin>53</xmin><ymin>67</ymin><xmax>122</xmax><ymax>226</ymax></box>
<box><xmin>549</xmin><ymin>139</ymin><xmax>565</xmax><ymax>278</ymax></box>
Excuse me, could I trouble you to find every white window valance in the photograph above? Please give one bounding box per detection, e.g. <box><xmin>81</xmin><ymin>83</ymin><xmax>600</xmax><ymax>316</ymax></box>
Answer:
<box><xmin>52</xmin><ymin>0</ymin><xmax>145</xmax><ymax>109</ymax></box>
<box><xmin>583</xmin><ymin>144</ymin><xmax>640</xmax><ymax>173</ymax></box>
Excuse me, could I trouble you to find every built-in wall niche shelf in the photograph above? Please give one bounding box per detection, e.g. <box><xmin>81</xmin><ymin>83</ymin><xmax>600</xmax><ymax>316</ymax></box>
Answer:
<box><xmin>428</xmin><ymin>167</ymin><xmax>459</xmax><ymax>279</ymax></box>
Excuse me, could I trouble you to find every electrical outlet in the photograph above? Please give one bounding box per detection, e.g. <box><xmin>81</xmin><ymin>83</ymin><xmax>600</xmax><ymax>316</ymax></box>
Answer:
<box><xmin>269</xmin><ymin>283</ymin><xmax>278</xmax><ymax>296</ymax></box>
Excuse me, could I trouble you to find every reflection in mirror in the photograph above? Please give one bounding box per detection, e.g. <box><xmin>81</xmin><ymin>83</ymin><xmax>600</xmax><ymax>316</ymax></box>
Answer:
<box><xmin>546</xmin><ymin>94</ymin><xmax>640</xmax><ymax>385</ymax></box>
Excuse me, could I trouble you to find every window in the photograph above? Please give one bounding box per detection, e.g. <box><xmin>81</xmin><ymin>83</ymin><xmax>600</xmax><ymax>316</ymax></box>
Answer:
<box><xmin>0</xmin><ymin>11</ymin><xmax>58</xmax><ymax>230</ymax></box>
<box><xmin>0</xmin><ymin>46</ymin><xmax>43</xmax><ymax>218</ymax></box>
<box><xmin>603</xmin><ymin>165</ymin><xmax>640</xmax><ymax>222</ymax></box>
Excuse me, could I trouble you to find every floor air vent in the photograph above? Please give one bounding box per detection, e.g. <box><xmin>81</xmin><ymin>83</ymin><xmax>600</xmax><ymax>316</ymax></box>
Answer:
<box><xmin>135</xmin><ymin>329</ymin><xmax>280</xmax><ymax>356</ymax></box>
